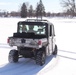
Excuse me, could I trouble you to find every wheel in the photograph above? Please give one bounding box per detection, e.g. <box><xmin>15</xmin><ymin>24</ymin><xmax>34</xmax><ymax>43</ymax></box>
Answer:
<box><xmin>52</xmin><ymin>45</ymin><xmax>58</xmax><ymax>55</ymax></box>
<box><xmin>8</xmin><ymin>50</ymin><xmax>18</xmax><ymax>63</ymax></box>
<box><xmin>36</xmin><ymin>50</ymin><xmax>46</xmax><ymax>66</ymax></box>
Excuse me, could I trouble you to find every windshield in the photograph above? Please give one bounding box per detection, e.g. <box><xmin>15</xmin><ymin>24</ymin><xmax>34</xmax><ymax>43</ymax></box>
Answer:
<box><xmin>18</xmin><ymin>24</ymin><xmax>46</xmax><ymax>35</ymax></box>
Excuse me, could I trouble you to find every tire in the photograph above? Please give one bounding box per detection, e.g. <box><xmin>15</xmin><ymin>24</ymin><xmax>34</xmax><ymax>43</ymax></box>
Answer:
<box><xmin>36</xmin><ymin>50</ymin><xmax>46</xmax><ymax>66</ymax></box>
<box><xmin>52</xmin><ymin>45</ymin><xmax>58</xmax><ymax>55</ymax></box>
<box><xmin>8</xmin><ymin>50</ymin><xmax>18</xmax><ymax>63</ymax></box>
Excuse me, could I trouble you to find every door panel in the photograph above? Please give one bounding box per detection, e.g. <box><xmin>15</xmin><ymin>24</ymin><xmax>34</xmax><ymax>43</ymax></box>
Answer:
<box><xmin>48</xmin><ymin>25</ymin><xmax>56</xmax><ymax>55</ymax></box>
<box><xmin>48</xmin><ymin>37</ymin><xmax>52</xmax><ymax>55</ymax></box>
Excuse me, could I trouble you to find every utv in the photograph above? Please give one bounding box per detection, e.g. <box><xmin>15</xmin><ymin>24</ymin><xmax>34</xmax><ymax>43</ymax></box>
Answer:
<box><xmin>7</xmin><ymin>19</ymin><xmax>58</xmax><ymax>66</ymax></box>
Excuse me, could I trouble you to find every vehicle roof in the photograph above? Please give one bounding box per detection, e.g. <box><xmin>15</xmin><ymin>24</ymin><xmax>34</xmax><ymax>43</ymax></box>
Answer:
<box><xmin>18</xmin><ymin>19</ymin><xmax>53</xmax><ymax>26</ymax></box>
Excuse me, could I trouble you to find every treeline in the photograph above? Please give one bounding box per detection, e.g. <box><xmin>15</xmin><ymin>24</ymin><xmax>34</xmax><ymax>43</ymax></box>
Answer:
<box><xmin>0</xmin><ymin>0</ymin><xmax>46</xmax><ymax>18</ymax></box>
<box><xmin>0</xmin><ymin>11</ymin><xmax>20</xmax><ymax>17</ymax></box>
<box><xmin>0</xmin><ymin>11</ymin><xmax>76</xmax><ymax>18</ymax></box>
<box><xmin>0</xmin><ymin>0</ymin><xmax>76</xmax><ymax>18</ymax></box>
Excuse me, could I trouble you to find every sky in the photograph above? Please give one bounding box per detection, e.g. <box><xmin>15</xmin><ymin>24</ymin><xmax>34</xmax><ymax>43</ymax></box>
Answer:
<box><xmin>0</xmin><ymin>0</ymin><xmax>62</xmax><ymax>13</ymax></box>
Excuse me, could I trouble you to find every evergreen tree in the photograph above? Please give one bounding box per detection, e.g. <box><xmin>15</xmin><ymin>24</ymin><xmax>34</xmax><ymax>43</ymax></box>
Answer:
<box><xmin>20</xmin><ymin>3</ymin><xmax>27</xmax><ymax>18</ymax></box>
<box><xmin>28</xmin><ymin>5</ymin><xmax>33</xmax><ymax>17</ymax></box>
<box><xmin>36</xmin><ymin>3</ymin><xmax>39</xmax><ymax>18</ymax></box>
<box><xmin>36</xmin><ymin>0</ymin><xmax>45</xmax><ymax>19</ymax></box>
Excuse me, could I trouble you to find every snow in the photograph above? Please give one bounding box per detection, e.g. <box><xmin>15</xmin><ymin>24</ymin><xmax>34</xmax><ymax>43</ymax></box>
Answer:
<box><xmin>0</xmin><ymin>17</ymin><xmax>76</xmax><ymax>75</ymax></box>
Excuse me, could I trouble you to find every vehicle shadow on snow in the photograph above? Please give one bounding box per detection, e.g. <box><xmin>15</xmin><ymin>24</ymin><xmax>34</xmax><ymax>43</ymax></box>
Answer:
<box><xmin>0</xmin><ymin>55</ymin><xmax>57</xmax><ymax>75</ymax></box>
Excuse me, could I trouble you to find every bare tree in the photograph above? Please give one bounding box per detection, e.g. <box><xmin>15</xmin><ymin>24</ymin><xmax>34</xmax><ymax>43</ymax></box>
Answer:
<box><xmin>61</xmin><ymin>0</ymin><xmax>76</xmax><ymax>16</ymax></box>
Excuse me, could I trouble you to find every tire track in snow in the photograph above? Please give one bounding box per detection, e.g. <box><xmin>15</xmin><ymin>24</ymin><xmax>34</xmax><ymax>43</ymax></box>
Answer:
<box><xmin>58</xmin><ymin>55</ymin><xmax>76</xmax><ymax>60</ymax></box>
<box><xmin>58</xmin><ymin>50</ymin><xmax>76</xmax><ymax>60</ymax></box>
<box><xmin>0</xmin><ymin>43</ymin><xmax>12</xmax><ymax>49</ymax></box>
<box><xmin>59</xmin><ymin>50</ymin><xmax>76</xmax><ymax>55</ymax></box>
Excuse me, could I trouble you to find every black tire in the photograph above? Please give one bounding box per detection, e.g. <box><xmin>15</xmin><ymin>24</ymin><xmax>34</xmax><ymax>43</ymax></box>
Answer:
<box><xmin>36</xmin><ymin>50</ymin><xmax>46</xmax><ymax>66</ymax></box>
<box><xmin>8</xmin><ymin>50</ymin><xmax>18</xmax><ymax>63</ymax></box>
<box><xmin>52</xmin><ymin>45</ymin><xmax>58</xmax><ymax>55</ymax></box>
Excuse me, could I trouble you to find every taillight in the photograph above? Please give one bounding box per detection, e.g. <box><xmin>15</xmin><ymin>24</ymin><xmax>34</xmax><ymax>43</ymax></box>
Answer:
<box><xmin>7</xmin><ymin>38</ymin><xmax>10</xmax><ymax>43</ymax></box>
<box><xmin>38</xmin><ymin>40</ymin><xmax>42</xmax><ymax>45</ymax></box>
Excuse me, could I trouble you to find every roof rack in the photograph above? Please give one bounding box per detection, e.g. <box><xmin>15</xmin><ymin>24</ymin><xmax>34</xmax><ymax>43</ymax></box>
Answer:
<box><xmin>26</xmin><ymin>19</ymin><xmax>49</xmax><ymax>22</ymax></box>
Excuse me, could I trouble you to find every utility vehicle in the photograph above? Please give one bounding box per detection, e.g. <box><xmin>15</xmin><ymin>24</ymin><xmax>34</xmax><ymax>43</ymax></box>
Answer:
<box><xmin>7</xmin><ymin>19</ymin><xmax>58</xmax><ymax>66</ymax></box>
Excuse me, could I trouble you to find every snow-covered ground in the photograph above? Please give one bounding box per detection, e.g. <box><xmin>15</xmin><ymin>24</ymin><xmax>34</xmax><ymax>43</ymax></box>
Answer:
<box><xmin>0</xmin><ymin>17</ymin><xmax>76</xmax><ymax>75</ymax></box>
